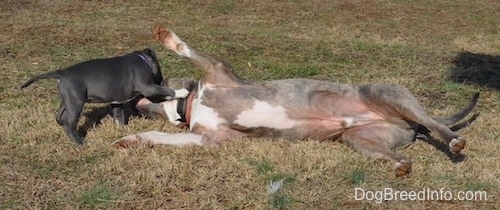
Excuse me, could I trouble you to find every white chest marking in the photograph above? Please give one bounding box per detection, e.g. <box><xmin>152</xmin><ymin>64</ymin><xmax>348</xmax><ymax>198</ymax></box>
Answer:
<box><xmin>162</xmin><ymin>100</ymin><xmax>181</xmax><ymax>125</ymax></box>
<box><xmin>189</xmin><ymin>84</ymin><xmax>226</xmax><ymax>130</ymax></box>
<box><xmin>234</xmin><ymin>100</ymin><xmax>298</xmax><ymax>129</ymax></box>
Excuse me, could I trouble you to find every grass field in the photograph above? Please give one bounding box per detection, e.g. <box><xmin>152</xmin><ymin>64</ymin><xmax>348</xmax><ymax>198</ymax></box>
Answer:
<box><xmin>1</xmin><ymin>0</ymin><xmax>499</xmax><ymax>209</ymax></box>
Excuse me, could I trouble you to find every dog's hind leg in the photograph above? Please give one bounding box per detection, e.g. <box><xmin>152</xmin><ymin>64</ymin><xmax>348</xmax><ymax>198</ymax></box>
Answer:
<box><xmin>57</xmin><ymin>87</ymin><xmax>85</xmax><ymax>144</ymax></box>
<box><xmin>153</xmin><ymin>26</ymin><xmax>243</xmax><ymax>86</ymax></box>
<box><xmin>341</xmin><ymin>124</ymin><xmax>416</xmax><ymax>176</ymax></box>
<box><xmin>60</xmin><ymin>104</ymin><xmax>84</xmax><ymax>145</ymax></box>
<box><xmin>360</xmin><ymin>84</ymin><xmax>466</xmax><ymax>154</ymax></box>
<box><xmin>56</xmin><ymin>102</ymin><xmax>66</xmax><ymax>126</ymax></box>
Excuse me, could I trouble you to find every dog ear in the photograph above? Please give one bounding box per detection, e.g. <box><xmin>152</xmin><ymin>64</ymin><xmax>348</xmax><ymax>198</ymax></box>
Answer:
<box><xmin>145</xmin><ymin>48</ymin><xmax>157</xmax><ymax>59</ymax></box>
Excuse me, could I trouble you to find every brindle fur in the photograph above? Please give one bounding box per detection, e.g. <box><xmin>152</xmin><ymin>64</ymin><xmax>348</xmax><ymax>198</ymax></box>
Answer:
<box><xmin>115</xmin><ymin>26</ymin><xmax>479</xmax><ymax>176</ymax></box>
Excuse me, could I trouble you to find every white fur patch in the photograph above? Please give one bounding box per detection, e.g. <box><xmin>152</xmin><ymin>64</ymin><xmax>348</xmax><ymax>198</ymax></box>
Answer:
<box><xmin>189</xmin><ymin>85</ymin><xmax>226</xmax><ymax>130</ymax></box>
<box><xmin>178</xmin><ymin>42</ymin><xmax>191</xmax><ymax>57</ymax></box>
<box><xmin>174</xmin><ymin>88</ymin><xmax>190</xmax><ymax>98</ymax></box>
<box><xmin>165</xmin><ymin>31</ymin><xmax>191</xmax><ymax>58</ymax></box>
<box><xmin>342</xmin><ymin>117</ymin><xmax>354</xmax><ymax>127</ymax></box>
<box><xmin>234</xmin><ymin>100</ymin><xmax>298</xmax><ymax>129</ymax></box>
<box><xmin>169</xmin><ymin>31</ymin><xmax>191</xmax><ymax>57</ymax></box>
<box><xmin>162</xmin><ymin>100</ymin><xmax>181</xmax><ymax>125</ymax></box>
<box><xmin>132</xmin><ymin>131</ymin><xmax>203</xmax><ymax>146</ymax></box>
<box><xmin>165</xmin><ymin>88</ymin><xmax>189</xmax><ymax>100</ymax></box>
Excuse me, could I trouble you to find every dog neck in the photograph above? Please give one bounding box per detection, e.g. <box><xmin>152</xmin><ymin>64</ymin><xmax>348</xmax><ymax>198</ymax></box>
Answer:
<box><xmin>174</xmin><ymin>87</ymin><xmax>198</xmax><ymax>128</ymax></box>
<box><xmin>136</xmin><ymin>53</ymin><xmax>153</xmax><ymax>71</ymax></box>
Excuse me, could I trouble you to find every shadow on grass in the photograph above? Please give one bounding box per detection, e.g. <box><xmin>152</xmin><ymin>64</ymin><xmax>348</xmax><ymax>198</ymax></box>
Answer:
<box><xmin>78</xmin><ymin>103</ymin><xmax>140</xmax><ymax>138</ymax></box>
<box><xmin>78</xmin><ymin>106</ymin><xmax>110</xmax><ymax>138</ymax></box>
<box><xmin>449</xmin><ymin>51</ymin><xmax>500</xmax><ymax>89</ymax></box>
<box><xmin>416</xmin><ymin>113</ymin><xmax>479</xmax><ymax>163</ymax></box>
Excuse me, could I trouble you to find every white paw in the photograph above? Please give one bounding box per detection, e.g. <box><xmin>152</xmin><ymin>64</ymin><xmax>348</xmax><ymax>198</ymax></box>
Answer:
<box><xmin>174</xmin><ymin>88</ymin><xmax>190</xmax><ymax>98</ymax></box>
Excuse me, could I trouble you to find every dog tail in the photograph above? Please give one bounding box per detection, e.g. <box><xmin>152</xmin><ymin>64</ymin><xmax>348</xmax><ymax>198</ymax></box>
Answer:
<box><xmin>20</xmin><ymin>70</ymin><xmax>63</xmax><ymax>89</ymax></box>
<box><xmin>434</xmin><ymin>92</ymin><xmax>479</xmax><ymax>125</ymax></box>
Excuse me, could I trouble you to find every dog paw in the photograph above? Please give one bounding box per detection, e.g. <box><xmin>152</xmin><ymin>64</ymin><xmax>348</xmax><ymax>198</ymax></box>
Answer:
<box><xmin>174</xmin><ymin>88</ymin><xmax>190</xmax><ymax>98</ymax></box>
<box><xmin>394</xmin><ymin>159</ymin><xmax>412</xmax><ymax>177</ymax></box>
<box><xmin>449</xmin><ymin>137</ymin><xmax>466</xmax><ymax>154</ymax></box>
<box><xmin>112</xmin><ymin>139</ymin><xmax>130</xmax><ymax>148</ymax></box>
<box><xmin>153</xmin><ymin>25</ymin><xmax>168</xmax><ymax>42</ymax></box>
<box><xmin>112</xmin><ymin>135</ymin><xmax>141</xmax><ymax>148</ymax></box>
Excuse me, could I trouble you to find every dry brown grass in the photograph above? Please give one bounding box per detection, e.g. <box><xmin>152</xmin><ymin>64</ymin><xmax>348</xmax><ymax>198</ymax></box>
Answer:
<box><xmin>1</xmin><ymin>0</ymin><xmax>499</xmax><ymax>209</ymax></box>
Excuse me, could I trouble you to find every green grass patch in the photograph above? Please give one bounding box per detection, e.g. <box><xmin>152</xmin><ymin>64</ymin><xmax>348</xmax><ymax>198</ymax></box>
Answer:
<box><xmin>214</xmin><ymin>0</ymin><xmax>235</xmax><ymax>14</ymax></box>
<box><xmin>464</xmin><ymin>181</ymin><xmax>490</xmax><ymax>192</ymax></box>
<box><xmin>268</xmin><ymin>193</ymin><xmax>297</xmax><ymax>210</ymax></box>
<box><xmin>244</xmin><ymin>157</ymin><xmax>275</xmax><ymax>175</ymax></box>
<box><xmin>244</xmin><ymin>157</ymin><xmax>299</xmax><ymax>209</ymax></box>
<box><xmin>345</xmin><ymin>168</ymin><xmax>366</xmax><ymax>184</ymax></box>
<box><xmin>77</xmin><ymin>184</ymin><xmax>115</xmax><ymax>208</ymax></box>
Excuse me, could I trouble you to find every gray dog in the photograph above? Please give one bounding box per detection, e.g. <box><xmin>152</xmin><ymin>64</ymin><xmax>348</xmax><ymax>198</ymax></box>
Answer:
<box><xmin>21</xmin><ymin>48</ymin><xmax>189</xmax><ymax>145</ymax></box>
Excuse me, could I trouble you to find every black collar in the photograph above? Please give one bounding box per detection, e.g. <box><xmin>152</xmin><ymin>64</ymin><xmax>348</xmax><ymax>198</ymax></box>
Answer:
<box><xmin>176</xmin><ymin>97</ymin><xmax>187</xmax><ymax>122</ymax></box>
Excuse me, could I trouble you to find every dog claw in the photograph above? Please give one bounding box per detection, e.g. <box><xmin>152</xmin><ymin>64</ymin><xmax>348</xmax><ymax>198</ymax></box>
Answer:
<box><xmin>449</xmin><ymin>137</ymin><xmax>466</xmax><ymax>154</ymax></box>
<box><xmin>394</xmin><ymin>159</ymin><xmax>412</xmax><ymax>177</ymax></box>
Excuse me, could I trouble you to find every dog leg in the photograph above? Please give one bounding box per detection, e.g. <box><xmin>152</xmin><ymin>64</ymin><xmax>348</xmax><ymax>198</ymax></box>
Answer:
<box><xmin>58</xmin><ymin>105</ymin><xmax>84</xmax><ymax>145</ymax></box>
<box><xmin>110</xmin><ymin>103</ymin><xmax>127</xmax><ymax>125</ymax></box>
<box><xmin>360</xmin><ymin>84</ymin><xmax>466</xmax><ymax>154</ymax></box>
<box><xmin>57</xmin><ymin>87</ymin><xmax>85</xmax><ymax>144</ymax></box>
<box><xmin>113</xmin><ymin>125</ymin><xmax>241</xmax><ymax>147</ymax></box>
<box><xmin>55</xmin><ymin>102</ymin><xmax>66</xmax><ymax>126</ymax></box>
<box><xmin>154</xmin><ymin>26</ymin><xmax>242</xmax><ymax>86</ymax></box>
<box><xmin>137</xmin><ymin>83</ymin><xmax>189</xmax><ymax>100</ymax></box>
<box><xmin>341</xmin><ymin>124</ymin><xmax>414</xmax><ymax>176</ymax></box>
<box><xmin>56</xmin><ymin>103</ymin><xmax>83</xmax><ymax>144</ymax></box>
<box><xmin>113</xmin><ymin>131</ymin><xmax>203</xmax><ymax>148</ymax></box>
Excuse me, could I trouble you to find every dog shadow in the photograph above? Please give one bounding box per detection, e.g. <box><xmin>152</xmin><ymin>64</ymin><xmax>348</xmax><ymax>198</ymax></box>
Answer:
<box><xmin>78</xmin><ymin>106</ymin><xmax>110</xmax><ymax>138</ymax></box>
<box><xmin>78</xmin><ymin>103</ymin><xmax>141</xmax><ymax>138</ymax></box>
<box><xmin>449</xmin><ymin>51</ymin><xmax>500</xmax><ymax>89</ymax></box>
<box><xmin>416</xmin><ymin>113</ymin><xmax>479</xmax><ymax>163</ymax></box>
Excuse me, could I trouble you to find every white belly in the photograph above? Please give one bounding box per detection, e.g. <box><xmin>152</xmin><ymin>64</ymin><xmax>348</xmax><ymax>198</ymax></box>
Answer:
<box><xmin>234</xmin><ymin>100</ymin><xmax>299</xmax><ymax>129</ymax></box>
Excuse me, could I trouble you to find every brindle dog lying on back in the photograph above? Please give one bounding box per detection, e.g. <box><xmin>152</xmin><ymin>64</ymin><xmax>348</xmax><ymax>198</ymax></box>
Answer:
<box><xmin>119</xmin><ymin>26</ymin><xmax>479</xmax><ymax>176</ymax></box>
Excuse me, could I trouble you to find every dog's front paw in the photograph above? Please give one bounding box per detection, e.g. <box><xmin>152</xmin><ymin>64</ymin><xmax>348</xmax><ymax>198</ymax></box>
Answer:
<box><xmin>173</xmin><ymin>88</ymin><xmax>190</xmax><ymax>98</ymax></box>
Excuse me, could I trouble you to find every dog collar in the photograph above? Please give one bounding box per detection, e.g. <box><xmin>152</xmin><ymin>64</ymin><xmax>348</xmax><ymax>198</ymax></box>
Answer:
<box><xmin>175</xmin><ymin>87</ymin><xmax>197</xmax><ymax>128</ymax></box>
<box><xmin>176</xmin><ymin>97</ymin><xmax>187</xmax><ymax>122</ymax></box>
